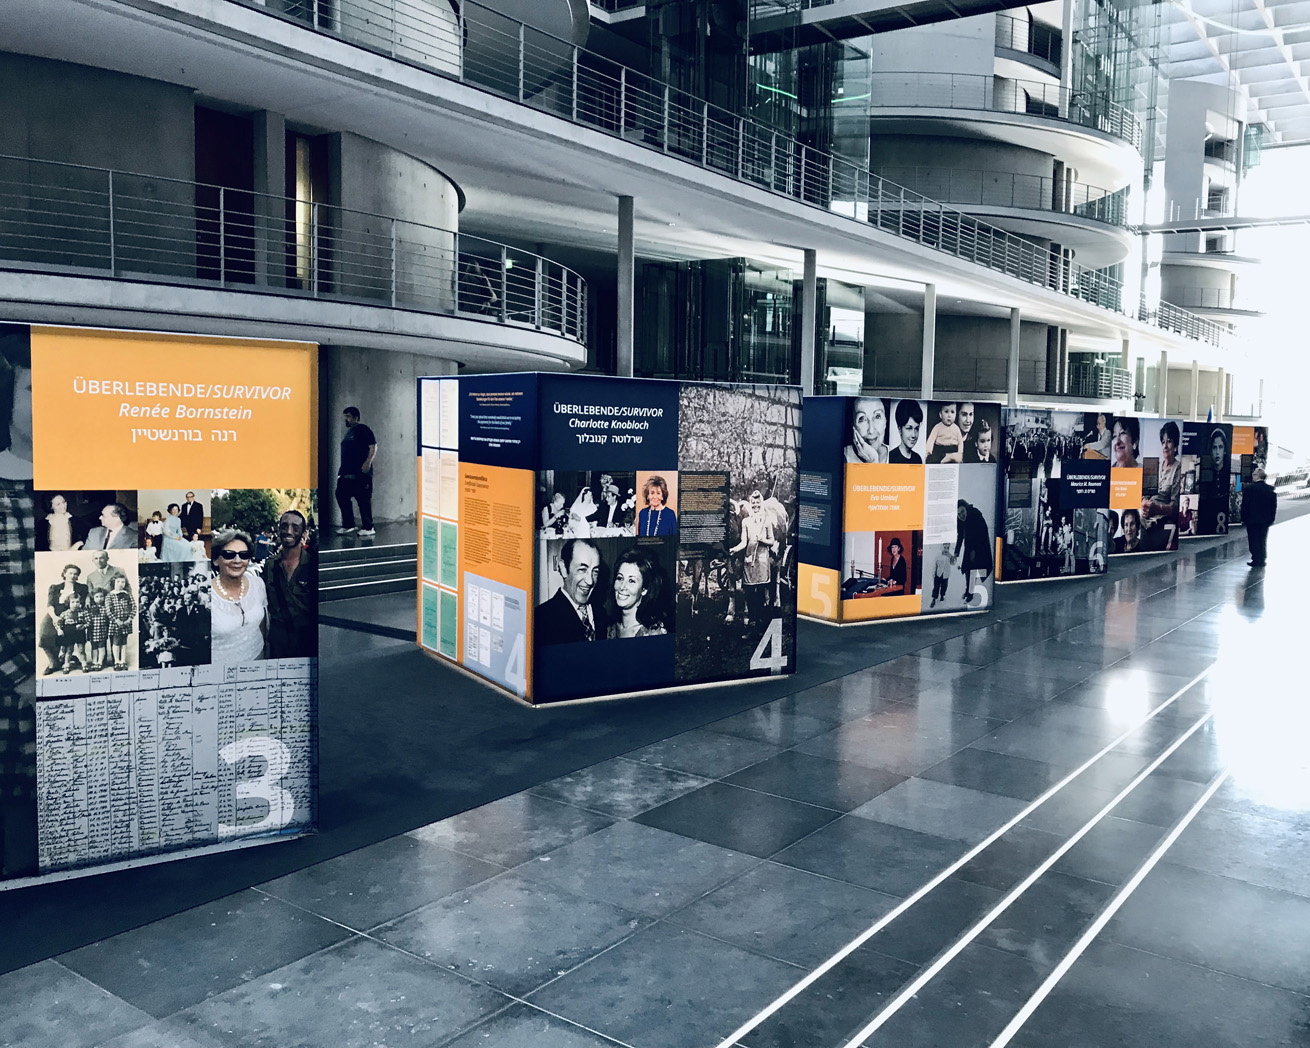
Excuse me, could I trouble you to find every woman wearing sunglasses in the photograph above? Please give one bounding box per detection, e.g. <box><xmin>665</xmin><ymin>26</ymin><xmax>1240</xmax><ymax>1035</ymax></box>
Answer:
<box><xmin>210</xmin><ymin>528</ymin><xmax>267</xmax><ymax>665</ymax></box>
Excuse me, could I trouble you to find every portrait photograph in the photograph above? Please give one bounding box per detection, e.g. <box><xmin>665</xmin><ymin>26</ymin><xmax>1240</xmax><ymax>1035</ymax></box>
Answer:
<box><xmin>34</xmin><ymin>490</ymin><xmax>137</xmax><ymax>553</ymax></box>
<box><xmin>137</xmin><ymin>488</ymin><xmax>211</xmax><ymax>563</ymax></box>
<box><xmin>34</xmin><ymin>548</ymin><xmax>139</xmax><ymax>676</ymax></box>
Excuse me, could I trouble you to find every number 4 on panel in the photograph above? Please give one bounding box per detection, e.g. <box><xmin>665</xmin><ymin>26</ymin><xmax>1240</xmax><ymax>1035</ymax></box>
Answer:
<box><xmin>749</xmin><ymin>618</ymin><xmax>788</xmax><ymax>674</ymax></box>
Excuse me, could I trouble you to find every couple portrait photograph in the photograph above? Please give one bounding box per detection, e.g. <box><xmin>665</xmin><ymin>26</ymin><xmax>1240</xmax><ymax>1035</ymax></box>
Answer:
<box><xmin>535</xmin><ymin>536</ymin><xmax>675</xmax><ymax>645</ymax></box>
<box><xmin>34</xmin><ymin>491</ymin><xmax>138</xmax><ymax>552</ymax></box>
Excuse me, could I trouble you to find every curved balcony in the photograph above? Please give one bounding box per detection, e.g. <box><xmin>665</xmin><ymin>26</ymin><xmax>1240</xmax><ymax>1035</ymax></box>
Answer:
<box><xmin>0</xmin><ymin>154</ymin><xmax>587</xmax><ymax>353</ymax></box>
<box><xmin>994</xmin><ymin>13</ymin><xmax>1061</xmax><ymax>78</ymax></box>
<box><xmin>225</xmin><ymin>0</ymin><xmax>1219</xmax><ymax>346</ymax></box>
<box><xmin>872</xmin><ymin>168</ymin><xmax>1130</xmax><ymax>228</ymax></box>
<box><xmin>857</xmin><ymin>72</ymin><xmax>1142</xmax><ymax>151</ymax></box>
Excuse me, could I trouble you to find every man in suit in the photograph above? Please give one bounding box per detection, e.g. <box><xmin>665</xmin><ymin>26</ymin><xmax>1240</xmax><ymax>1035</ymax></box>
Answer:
<box><xmin>179</xmin><ymin>491</ymin><xmax>204</xmax><ymax>539</ymax></box>
<box><xmin>86</xmin><ymin>551</ymin><xmax>126</xmax><ymax>594</ymax></box>
<box><xmin>83</xmin><ymin>503</ymin><xmax>136</xmax><ymax>550</ymax></box>
<box><xmin>535</xmin><ymin>539</ymin><xmax>605</xmax><ymax>645</ymax></box>
<box><xmin>1242</xmin><ymin>467</ymin><xmax>1278</xmax><ymax>567</ymax></box>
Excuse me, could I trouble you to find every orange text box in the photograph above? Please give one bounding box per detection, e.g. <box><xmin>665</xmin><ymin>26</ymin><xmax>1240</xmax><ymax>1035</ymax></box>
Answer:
<box><xmin>31</xmin><ymin>327</ymin><xmax>315</xmax><ymax>489</ymax></box>
<box><xmin>843</xmin><ymin>463</ymin><xmax>925</xmax><ymax>532</ymax></box>
<box><xmin>1231</xmin><ymin>427</ymin><xmax>1255</xmax><ymax>455</ymax></box>
<box><xmin>1110</xmin><ymin>468</ymin><xmax>1143</xmax><ymax>511</ymax></box>
<box><xmin>844</xmin><ymin>593</ymin><xmax>922</xmax><ymax>622</ymax></box>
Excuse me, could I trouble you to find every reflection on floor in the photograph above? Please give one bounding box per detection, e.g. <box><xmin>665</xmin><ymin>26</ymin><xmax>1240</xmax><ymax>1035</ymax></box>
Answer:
<box><xmin>2</xmin><ymin>517</ymin><xmax>1309</xmax><ymax>1048</ymax></box>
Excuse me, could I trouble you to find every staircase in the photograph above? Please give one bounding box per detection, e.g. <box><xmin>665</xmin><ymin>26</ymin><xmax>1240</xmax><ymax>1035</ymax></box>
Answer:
<box><xmin>319</xmin><ymin>541</ymin><xmax>417</xmax><ymax>601</ymax></box>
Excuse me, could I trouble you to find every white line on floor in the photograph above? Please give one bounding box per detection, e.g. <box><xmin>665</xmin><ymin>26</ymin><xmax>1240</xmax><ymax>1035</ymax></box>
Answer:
<box><xmin>708</xmin><ymin>664</ymin><xmax>1213</xmax><ymax>1048</ymax></box>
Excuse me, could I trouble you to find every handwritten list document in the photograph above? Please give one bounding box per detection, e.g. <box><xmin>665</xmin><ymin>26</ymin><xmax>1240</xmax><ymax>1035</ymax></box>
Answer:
<box><xmin>35</xmin><ymin>659</ymin><xmax>317</xmax><ymax>872</ymax></box>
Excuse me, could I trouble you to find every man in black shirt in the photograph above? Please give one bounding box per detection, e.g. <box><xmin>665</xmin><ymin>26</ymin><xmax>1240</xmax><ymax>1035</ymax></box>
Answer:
<box><xmin>1242</xmin><ymin>467</ymin><xmax>1277</xmax><ymax>567</ymax></box>
<box><xmin>267</xmin><ymin>510</ymin><xmax>317</xmax><ymax>658</ymax></box>
<box><xmin>335</xmin><ymin>405</ymin><xmax>377</xmax><ymax>536</ymax></box>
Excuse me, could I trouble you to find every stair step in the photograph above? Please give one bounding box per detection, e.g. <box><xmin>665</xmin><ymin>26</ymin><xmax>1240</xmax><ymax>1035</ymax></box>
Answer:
<box><xmin>319</xmin><ymin>542</ymin><xmax>417</xmax><ymax>565</ymax></box>
<box><xmin>320</xmin><ymin>576</ymin><xmax>417</xmax><ymax>601</ymax></box>
<box><xmin>320</xmin><ymin>558</ymin><xmax>417</xmax><ymax>582</ymax></box>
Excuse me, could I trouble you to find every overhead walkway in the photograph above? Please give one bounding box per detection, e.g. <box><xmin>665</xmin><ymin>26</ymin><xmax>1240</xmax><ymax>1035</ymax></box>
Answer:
<box><xmin>219</xmin><ymin>0</ymin><xmax>1224</xmax><ymax>349</ymax></box>
<box><xmin>751</xmin><ymin>0</ymin><xmax>1045</xmax><ymax>52</ymax></box>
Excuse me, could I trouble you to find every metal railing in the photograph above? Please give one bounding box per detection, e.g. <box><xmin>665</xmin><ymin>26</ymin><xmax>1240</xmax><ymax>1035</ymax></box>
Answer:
<box><xmin>1168</xmin><ymin>286</ymin><xmax>1235</xmax><ymax>310</ymax></box>
<box><xmin>0</xmin><ymin>154</ymin><xmax>587</xmax><ymax>343</ymax></box>
<box><xmin>872</xmin><ymin>167</ymin><xmax>1130</xmax><ymax>227</ymax></box>
<box><xmin>1068</xmin><ymin>361</ymin><xmax>1133</xmax><ymax>399</ymax></box>
<box><xmin>995</xmin><ymin>13</ymin><xmax>1062</xmax><ymax>67</ymax></box>
<box><xmin>1139</xmin><ymin>298</ymin><xmax>1222</xmax><ymax>343</ymax></box>
<box><xmin>232</xmin><ymin>0</ymin><xmax>1221</xmax><ymax>347</ymax></box>
<box><xmin>856</xmin><ymin>72</ymin><xmax>1141</xmax><ymax>149</ymax></box>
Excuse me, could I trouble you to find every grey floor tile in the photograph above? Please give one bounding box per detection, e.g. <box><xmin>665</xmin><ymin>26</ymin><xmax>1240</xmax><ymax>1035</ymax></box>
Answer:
<box><xmin>529</xmin><ymin>758</ymin><xmax>709</xmax><ymax>819</ymax></box>
<box><xmin>725</xmin><ymin>750</ymin><xmax>907</xmax><ymax>812</ymax></box>
<box><xmin>407</xmin><ymin>792</ymin><xmax>614</xmax><ymax>866</ymax></box>
<box><xmin>57</xmin><ymin>890</ymin><xmax>351</xmax><ymax>1019</ymax></box>
<box><xmin>528</xmin><ymin>820</ymin><xmax>758</xmax><ymax>917</ymax></box>
<box><xmin>1106</xmin><ymin>860</ymin><xmax>1310</xmax><ymax>992</ymax></box>
<box><xmin>796</xmin><ymin>707</ymin><xmax>1002</xmax><ymax>777</ymax></box>
<box><xmin>953</xmin><ymin>823</ymin><xmax>1066</xmax><ymax>892</ymax></box>
<box><xmin>861</xmin><ymin>941</ymin><xmax>1047</xmax><ymax>1048</ymax></box>
<box><xmin>774</xmin><ymin>815</ymin><xmax>967</xmax><ymax>897</ymax></box>
<box><xmin>908</xmin><ymin>667</ymin><xmax>1066</xmax><ymax>721</ymax></box>
<box><xmin>1052</xmin><ymin>815</ymin><xmax>1167</xmax><ymax>886</ymax></box>
<box><xmin>969</xmin><ymin>720</ymin><xmax>1109</xmax><ymax>766</ymax></box>
<box><xmin>0</xmin><ymin>961</ymin><xmax>150</xmax><ymax>1048</ymax></box>
<box><xmin>376</xmin><ymin>870</ymin><xmax>648</xmax><ymax>997</ymax></box>
<box><xmin>173</xmin><ymin>935</ymin><xmax>509</xmax><ymax>1048</ymax></box>
<box><xmin>738</xmin><ymin>942</ymin><xmax>918</xmax><ymax>1048</ymax></box>
<box><xmin>920</xmin><ymin>747</ymin><xmax>1066</xmax><ymax>802</ymax></box>
<box><xmin>708</xmin><ymin>703</ymin><xmax>839</xmax><ymax>746</ymax></box>
<box><xmin>777</xmin><ymin>675</ymin><xmax>911</xmax><ymax>723</ymax></box>
<box><xmin>1009</xmin><ymin>939</ymin><xmax>1310</xmax><ymax>1048</ymax></box>
<box><xmin>1210</xmin><ymin>778</ymin><xmax>1310</xmax><ymax>833</ymax></box>
<box><xmin>256</xmin><ymin>835</ymin><xmax>503</xmax><ymax>930</ymax></box>
<box><xmin>94</xmin><ymin>1023</ymin><xmax>220</xmax><ymax>1048</ymax></box>
<box><xmin>633</xmin><ymin>782</ymin><xmax>839</xmax><ymax>859</ymax></box>
<box><xmin>624</xmin><ymin>728</ymin><xmax>781</xmax><ymax>779</ymax></box>
<box><xmin>870</xmin><ymin>875</ymin><xmax>1005</xmax><ymax>967</ymax></box>
<box><xmin>849</xmin><ymin>778</ymin><xmax>1029</xmax><ymax>845</ymax></box>
<box><xmin>441</xmin><ymin>1003</ymin><xmax>623</xmax><ymax>1048</ymax></box>
<box><xmin>669</xmin><ymin>860</ymin><xmax>899</xmax><ymax>967</ymax></box>
<box><xmin>528</xmin><ymin>923</ymin><xmax>799</xmax><ymax>1048</ymax></box>
<box><xmin>975</xmin><ymin>870</ymin><xmax>1117</xmax><ymax>968</ymax></box>
<box><xmin>876</xmin><ymin>655</ymin><xmax>978</xmax><ymax>685</ymax></box>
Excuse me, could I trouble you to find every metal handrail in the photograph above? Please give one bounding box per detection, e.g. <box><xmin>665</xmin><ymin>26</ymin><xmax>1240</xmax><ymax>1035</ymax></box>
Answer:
<box><xmin>994</xmin><ymin>13</ymin><xmax>1062</xmax><ymax>67</ymax></box>
<box><xmin>871</xmin><ymin>167</ymin><xmax>1130</xmax><ymax>227</ymax></box>
<box><xmin>231</xmin><ymin>0</ymin><xmax>1220</xmax><ymax>348</ymax></box>
<box><xmin>0</xmin><ymin>154</ymin><xmax>588</xmax><ymax>344</ymax></box>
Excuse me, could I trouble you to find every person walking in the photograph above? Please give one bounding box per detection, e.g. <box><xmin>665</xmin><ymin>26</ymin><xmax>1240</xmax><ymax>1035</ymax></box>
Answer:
<box><xmin>1241</xmin><ymin>467</ymin><xmax>1277</xmax><ymax>567</ymax></box>
<box><xmin>335</xmin><ymin>405</ymin><xmax>377</xmax><ymax>537</ymax></box>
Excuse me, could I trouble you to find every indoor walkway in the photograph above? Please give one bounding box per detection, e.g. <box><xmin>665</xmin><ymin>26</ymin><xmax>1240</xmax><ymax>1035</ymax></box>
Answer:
<box><xmin>2</xmin><ymin>516</ymin><xmax>1308</xmax><ymax>1048</ymax></box>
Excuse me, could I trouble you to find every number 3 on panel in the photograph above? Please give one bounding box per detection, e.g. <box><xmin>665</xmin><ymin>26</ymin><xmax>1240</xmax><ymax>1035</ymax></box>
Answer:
<box><xmin>218</xmin><ymin>737</ymin><xmax>296</xmax><ymax>838</ymax></box>
<box><xmin>749</xmin><ymin>618</ymin><xmax>788</xmax><ymax>674</ymax></box>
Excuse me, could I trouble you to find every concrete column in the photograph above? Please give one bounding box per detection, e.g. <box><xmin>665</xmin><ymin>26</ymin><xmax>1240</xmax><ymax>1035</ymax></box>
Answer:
<box><xmin>800</xmin><ymin>249</ymin><xmax>817</xmax><ymax>395</ymax></box>
<box><xmin>1156</xmin><ymin>350</ymin><xmax>1168</xmax><ymax>415</ymax></box>
<box><xmin>252</xmin><ymin>111</ymin><xmax>286</xmax><ymax>288</ymax></box>
<box><xmin>1057</xmin><ymin>331</ymin><xmax>1069</xmax><ymax>395</ymax></box>
<box><xmin>1060</xmin><ymin>0</ymin><xmax>1075</xmax><ymax>117</ymax></box>
<box><xmin>1007</xmin><ymin>307</ymin><xmax>1021</xmax><ymax>407</ymax></box>
<box><xmin>920</xmin><ymin>282</ymin><xmax>936</xmax><ymax>400</ymax></box>
<box><xmin>1217</xmin><ymin>367</ymin><xmax>1226</xmax><ymax>422</ymax></box>
<box><xmin>1120</xmin><ymin>337</ymin><xmax>1130</xmax><ymax>370</ymax></box>
<box><xmin>1190</xmin><ymin>359</ymin><xmax>1200</xmax><ymax>420</ymax></box>
<box><xmin>616</xmin><ymin>195</ymin><xmax>635</xmax><ymax>378</ymax></box>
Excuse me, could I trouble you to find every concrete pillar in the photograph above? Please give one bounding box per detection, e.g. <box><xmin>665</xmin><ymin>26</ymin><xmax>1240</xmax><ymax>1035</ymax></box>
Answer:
<box><xmin>920</xmin><ymin>282</ymin><xmax>936</xmax><ymax>400</ymax></box>
<box><xmin>1060</xmin><ymin>0</ymin><xmax>1075</xmax><ymax>118</ymax></box>
<box><xmin>1217</xmin><ymin>367</ymin><xmax>1226</xmax><ymax>422</ymax></box>
<box><xmin>1007</xmin><ymin>307</ymin><xmax>1021</xmax><ymax>407</ymax></box>
<box><xmin>1057</xmin><ymin>331</ymin><xmax>1069</xmax><ymax>395</ymax></box>
<box><xmin>1190</xmin><ymin>359</ymin><xmax>1200</xmax><ymax>420</ymax></box>
<box><xmin>1120</xmin><ymin>337</ymin><xmax>1130</xmax><ymax>370</ymax></box>
<box><xmin>1156</xmin><ymin>350</ymin><xmax>1168</xmax><ymax>415</ymax></box>
<box><xmin>800</xmin><ymin>249</ymin><xmax>817</xmax><ymax>395</ymax></box>
<box><xmin>616</xmin><ymin>195</ymin><xmax>635</xmax><ymax>378</ymax></box>
<box><xmin>253</xmin><ymin>111</ymin><xmax>286</xmax><ymax>288</ymax></box>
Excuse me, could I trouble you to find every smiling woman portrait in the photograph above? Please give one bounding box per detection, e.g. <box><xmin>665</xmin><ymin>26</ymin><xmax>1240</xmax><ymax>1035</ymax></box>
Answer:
<box><xmin>210</xmin><ymin>528</ymin><xmax>267</xmax><ymax>665</ymax></box>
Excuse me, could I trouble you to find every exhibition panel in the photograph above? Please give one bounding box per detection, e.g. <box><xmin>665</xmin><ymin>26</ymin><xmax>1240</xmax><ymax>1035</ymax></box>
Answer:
<box><xmin>1108</xmin><ymin>416</ymin><xmax>1186</xmax><ymax>555</ymax></box>
<box><xmin>1228</xmin><ymin>425</ymin><xmax>1270</xmax><ymax>526</ymax></box>
<box><xmin>418</xmin><ymin>374</ymin><xmax>801</xmax><ymax>703</ymax></box>
<box><xmin>0</xmin><ymin>324</ymin><xmax>319</xmax><ymax>887</ymax></box>
<box><xmin>999</xmin><ymin>409</ymin><xmax>1111</xmax><ymax>580</ymax></box>
<box><xmin>1180</xmin><ymin>422</ymin><xmax>1234</xmax><ymax>537</ymax></box>
<box><xmin>800</xmin><ymin>396</ymin><xmax>999</xmax><ymax>623</ymax></box>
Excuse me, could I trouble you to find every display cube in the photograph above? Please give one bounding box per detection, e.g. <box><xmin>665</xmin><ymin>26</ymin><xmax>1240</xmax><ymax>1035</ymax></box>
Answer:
<box><xmin>417</xmin><ymin>374</ymin><xmax>802</xmax><ymax>703</ymax></box>
<box><xmin>799</xmin><ymin>396</ymin><xmax>1002</xmax><ymax>623</ymax></box>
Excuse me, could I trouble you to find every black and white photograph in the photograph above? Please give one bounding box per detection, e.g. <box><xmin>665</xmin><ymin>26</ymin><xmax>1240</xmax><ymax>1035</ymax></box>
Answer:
<box><xmin>34</xmin><ymin>549</ymin><xmax>139</xmax><ymax>675</ymax></box>
<box><xmin>139</xmin><ymin>563</ymin><xmax>211</xmax><ymax>669</ymax></box>
<box><xmin>843</xmin><ymin>397</ymin><xmax>889</xmax><ymax>463</ymax></box>
<box><xmin>138</xmin><ymin>488</ymin><xmax>211</xmax><ymax>563</ymax></box>
<box><xmin>1138</xmin><ymin>419</ymin><xmax>1183</xmax><ymax>551</ymax></box>
<box><xmin>34</xmin><ymin>490</ymin><xmax>138</xmax><ymax>553</ymax></box>
<box><xmin>1185</xmin><ymin>422</ymin><xmax>1232</xmax><ymax>534</ymax></box>
<box><xmin>1080</xmin><ymin>412</ymin><xmax>1115</xmax><ymax>460</ymax></box>
<box><xmin>536</xmin><ymin>470</ymin><xmax>637</xmax><ymax>540</ymax></box>
<box><xmin>887</xmin><ymin>398</ymin><xmax>926</xmax><ymax>464</ymax></box>
<box><xmin>536</xmin><ymin>535</ymin><xmax>676</xmax><ymax>644</ymax></box>
<box><xmin>920</xmin><ymin>464</ymin><xmax>998</xmax><ymax>611</ymax></box>
<box><xmin>674</xmin><ymin>383</ymin><xmax>800</xmax><ymax>682</ymax></box>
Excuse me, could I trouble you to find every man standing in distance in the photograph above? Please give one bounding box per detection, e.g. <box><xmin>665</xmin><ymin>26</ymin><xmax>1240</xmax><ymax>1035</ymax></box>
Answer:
<box><xmin>1242</xmin><ymin>468</ymin><xmax>1277</xmax><ymax>568</ymax></box>
<box><xmin>179</xmin><ymin>491</ymin><xmax>204</xmax><ymax>540</ymax></box>
<box><xmin>535</xmin><ymin>539</ymin><xmax>605</xmax><ymax>645</ymax></box>
<box><xmin>267</xmin><ymin>510</ymin><xmax>317</xmax><ymax>658</ymax></box>
<box><xmin>336</xmin><ymin>406</ymin><xmax>377</xmax><ymax>537</ymax></box>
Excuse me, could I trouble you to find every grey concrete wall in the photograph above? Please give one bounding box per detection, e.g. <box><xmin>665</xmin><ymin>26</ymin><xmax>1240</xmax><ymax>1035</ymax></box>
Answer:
<box><xmin>329</xmin><ymin>133</ymin><xmax>461</xmax><ymax>312</ymax></box>
<box><xmin>867</xmin><ymin>15</ymin><xmax>995</xmax><ymax>78</ymax></box>
<box><xmin>321</xmin><ymin>345</ymin><xmax>457</xmax><ymax>525</ymax></box>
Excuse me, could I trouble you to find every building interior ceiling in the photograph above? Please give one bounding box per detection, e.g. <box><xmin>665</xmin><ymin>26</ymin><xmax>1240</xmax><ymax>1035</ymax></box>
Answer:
<box><xmin>1164</xmin><ymin>0</ymin><xmax>1310</xmax><ymax>145</ymax></box>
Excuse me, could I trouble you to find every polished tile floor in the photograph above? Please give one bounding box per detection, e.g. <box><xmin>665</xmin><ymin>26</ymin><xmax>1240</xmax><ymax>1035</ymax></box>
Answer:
<box><xmin>3</xmin><ymin>517</ymin><xmax>1309</xmax><ymax>1048</ymax></box>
